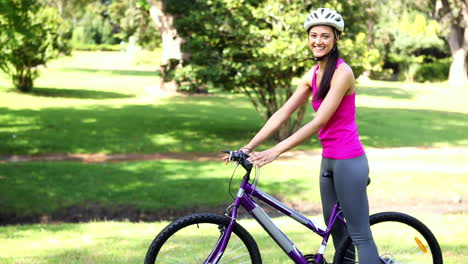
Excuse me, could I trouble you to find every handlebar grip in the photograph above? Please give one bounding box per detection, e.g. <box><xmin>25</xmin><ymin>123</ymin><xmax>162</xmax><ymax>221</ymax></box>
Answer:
<box><xmin>221</xmin><ymin>149</ymin><xmax>253</xmax><ymax>171</ymax></box>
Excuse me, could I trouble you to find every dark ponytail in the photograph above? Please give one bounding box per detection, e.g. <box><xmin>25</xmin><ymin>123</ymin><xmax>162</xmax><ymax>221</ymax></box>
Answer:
<box><xmin>316</xmin><ymin>47</ymin><xmax>340</xmax><ymax>100</ymax></box>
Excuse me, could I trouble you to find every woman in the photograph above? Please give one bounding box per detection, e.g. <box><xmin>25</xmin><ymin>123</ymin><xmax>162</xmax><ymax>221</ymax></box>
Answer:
<box><xmin>230</xmin><ymin>8</ymin><xmax>380</xmax><ymax>263</ymax></box>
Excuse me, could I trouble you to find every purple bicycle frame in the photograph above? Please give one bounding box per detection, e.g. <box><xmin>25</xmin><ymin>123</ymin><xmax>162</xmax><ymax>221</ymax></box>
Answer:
<box><xmin>203</xmin><ymin>175</ymin><xmax>346</xmax><ymax>264</ymax></box>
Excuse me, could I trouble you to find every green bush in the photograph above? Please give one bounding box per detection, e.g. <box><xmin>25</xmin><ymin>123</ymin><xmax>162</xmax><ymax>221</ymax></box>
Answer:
<box><xmin>414</xmin><ymin>57</ymin><xmax>450</xmax><ymax>82</ymax></box>
<box><xmin>173</xmin><ymin>64</ymin><xmax>208</xmax><ymax>93</ymax></box>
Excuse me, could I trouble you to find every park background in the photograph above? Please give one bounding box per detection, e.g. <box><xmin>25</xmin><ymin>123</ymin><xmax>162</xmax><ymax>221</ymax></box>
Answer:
<box><xmin>0</xmin><ymin>0</ymin><xmax>467</xmax><ymax>263</ymax></box>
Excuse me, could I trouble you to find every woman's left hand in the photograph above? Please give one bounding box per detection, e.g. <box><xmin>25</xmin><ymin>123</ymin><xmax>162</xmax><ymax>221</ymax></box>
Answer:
<box><xmin>248</xmin><ymin>148</ymin><xmax>280</xmax><ymax>168</ymax></box>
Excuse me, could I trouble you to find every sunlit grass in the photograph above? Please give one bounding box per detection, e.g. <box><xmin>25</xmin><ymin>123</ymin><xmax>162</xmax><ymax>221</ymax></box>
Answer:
<box><xmin>0</xmin><ymin>51</ymin><xmax>467</xmax><ymax>264</ymax></box>
<box><xmin>47</xmin><ymin>50</ymin><xmax>162</xmax><ymax>71</ymax></box>
<box><xmin>0</xmin><ymin>221</ymin><xmax>153</xmax><ymax>264</ymax></box>
<box><xmin>357</xmin><ymin>80</ymin><xmax>468</xmax><ymax>114</ymax></box>
<box><xmin>1</xmin><ymin>52</ymin><xmax>467</xmax><ymax>154</ymax></box>
<box><xmin>1</xmin><ymin>149</ymin><xmax>466</xmax><ymax>216</ymax></box>
<box><xmin>1</xmin><ymin>82</ymin><xmax>468</xmax><ymax>154</ymax></box>
<box><xmin>0</xmin><ymin>213</ymin><xmax>466</xmax><ymax>264</ymax></box>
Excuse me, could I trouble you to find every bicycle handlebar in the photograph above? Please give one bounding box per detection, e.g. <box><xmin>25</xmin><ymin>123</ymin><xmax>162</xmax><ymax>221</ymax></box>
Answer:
<box><xmin>222</xmin><ymin>150</ymin><xmax>253</xmax><ymax>171</ymax></box>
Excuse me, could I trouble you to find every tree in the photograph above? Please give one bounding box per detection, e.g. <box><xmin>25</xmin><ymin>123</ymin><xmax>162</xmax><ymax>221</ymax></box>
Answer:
<box><xmin>375</xmin><ymin>8</ymin><xmax>448</xmax><ymax>81</ymax></box>
<box><xmin>108</xmin><ymin>0</ymin><xmax>161</xmax><ymax>50</ymax></box>
<box><xmin>0</xmin><ymin>0</ymin><xmax>71</xmax><ymax>92</ymax></box>
<box><xmin>375</xmin><ymin>0</ymin><xmax>467</xmax><ymax>83</ymax></box>
<box><xmin>40</xmin><ymin>0</ymin><xmax>96</xmax><ymax>20</ymax></box>
<box><xmin>71</xmin><ymin>2</ymin><xmax>117</xmax><ymax>46</ymax></box>
<box><xmin>146</xmin><ymin>0</ymin><xmax>187</xmax><ymax>92</ymax></box>
<box><xmin>431</xmin><ymin>0</ymin><xmax>468</xmax><ymax>85</ymax></box>
<box><xmin>167</xmin><ymin>0</ymin><xmax>375</xmax><ymax>140</ymax></box>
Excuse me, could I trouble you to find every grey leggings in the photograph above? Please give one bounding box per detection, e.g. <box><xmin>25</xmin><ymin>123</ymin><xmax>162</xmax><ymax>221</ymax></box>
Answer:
<box><xmin>319</xmin><ymin>154</ymin><xmax>380</xmax><ymax>263</ymax></box>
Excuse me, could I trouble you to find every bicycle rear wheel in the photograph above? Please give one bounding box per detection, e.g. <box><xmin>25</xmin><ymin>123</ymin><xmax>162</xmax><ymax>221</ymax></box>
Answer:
<box><xmin>144</xmin><ymin>213</ymin><xmax>262</xmax><ymax>264</ymax></box>
<box><xmin>333</xmin><ymin>211</ymin><xmax>443</xmax><ymax>264</ymax></box>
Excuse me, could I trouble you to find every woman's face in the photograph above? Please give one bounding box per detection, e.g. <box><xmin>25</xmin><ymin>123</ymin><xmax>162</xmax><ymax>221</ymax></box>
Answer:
<box><xmin>308</xmin><ymin>25</ymin><xmax>337</xmax><ymax>58</ymax></box>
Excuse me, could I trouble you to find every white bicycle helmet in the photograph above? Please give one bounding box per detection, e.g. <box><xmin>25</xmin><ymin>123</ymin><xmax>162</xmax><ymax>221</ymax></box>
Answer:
<box><xmin>304</xmin><ymin>8</ymin><xmax>344</xmax><ymax>33</ymax></box>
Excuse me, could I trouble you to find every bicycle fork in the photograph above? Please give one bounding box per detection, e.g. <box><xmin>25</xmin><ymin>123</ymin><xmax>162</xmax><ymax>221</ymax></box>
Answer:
<box><xmin>202</xmin><ymin>186</ymin><xmax>245</xmax><ymax>264</ymax></box>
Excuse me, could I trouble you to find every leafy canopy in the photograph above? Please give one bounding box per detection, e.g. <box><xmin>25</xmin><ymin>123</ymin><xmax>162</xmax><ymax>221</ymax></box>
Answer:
<box><xmin>167</xmin><ymin>0</ymin><xmax>379</xmax><ymax>139</ymax></box>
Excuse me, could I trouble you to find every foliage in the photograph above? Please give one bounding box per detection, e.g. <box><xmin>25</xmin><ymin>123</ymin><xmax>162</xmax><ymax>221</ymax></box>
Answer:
<box><xmin>39</xmin><ymin>0</ymin><xmax>96</xmax><ymax>20</ymax></box>
<box><xmin>414</xmin><ymin>57</ymin><xmax>451</xmax><ymax>82</ymax></box>
<box><xmin>71</xmin><ymin>2</ymin><xmax>117</xmax><ymax>46</ymax></box>
<box><xmin>108</xmin><ymin>0</ymin><xmax>161</xmax><ymax>50</ymax></box>
<box><xmin>166</xmin><ymin>0</ymin><xmax>305</xmax><ymax>139</ymax></box>
<box><xmin>0</xmin><ymin>0</ymin><xmax>71</xmax><ymax>92</ymax></box>
<box><xmin>69</xmin><ymin>0</ymin><xmax>161</xmax><ymax>51</ymax></box>
<box><xmin>167</xmin><ymin>0</ymin><xmax>377</xmax><ymax>140</ymax></box>
<box><xmin>382</xmin><ymin>0</ymin><xmax>467</xmax><ymax>84</ymax></box>
<box><xmin>369</xmin><ymin>1</ymin><xmax>451</xmax><ymax>81</ymax></box>
<box><xmin>173</xmin><ymin>64</ymin><xmax>208</xmax><ymax>93</ymax></box>
<box><xmin>390</xmin><ymin>12</ymin><xmax>447</xmax><ymax>81</ymax></box>
<box><xmin>340</xmin><ymin>32</ymin><xmax>382</xmax><ymax>78</ymax></box>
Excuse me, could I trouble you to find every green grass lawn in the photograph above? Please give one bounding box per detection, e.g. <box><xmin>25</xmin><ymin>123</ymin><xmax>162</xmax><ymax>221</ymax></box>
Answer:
<box><xmin>0</xmin><ymin>51</ymin><xmax>467</xmax><ymax>263</ymax></box>
<box><xmin>0</xmin><ymin>151</ymin><xmax>467</xmax><ymax>216</ymax></box>
<box><xmin>1</xmin><ymin>148</ymin><xmax>467</xmax><ymax>263</ymax></box>
<box><xmin>1</xmin><ymin>52</ymin><xmax>467</xmax><ymax>155</ymax></box>
<box><xmin>0</xmin><ymin>214</ymin><xmax>466</xmax><ymax>264</ymax></box>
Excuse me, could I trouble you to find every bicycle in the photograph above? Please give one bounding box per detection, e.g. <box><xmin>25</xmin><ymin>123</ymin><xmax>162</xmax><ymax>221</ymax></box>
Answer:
<box><xmin>144</xmin><ymin>150</ymin><xmax>443</xmax><ymax>264</ymax></box>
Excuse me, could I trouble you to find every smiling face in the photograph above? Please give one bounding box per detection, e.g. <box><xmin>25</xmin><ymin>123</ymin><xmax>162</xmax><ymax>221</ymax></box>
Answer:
<box><xmin>308</xmin><ymin>25</ymin><xmax>338</xmax><ymax>59</ymax></box>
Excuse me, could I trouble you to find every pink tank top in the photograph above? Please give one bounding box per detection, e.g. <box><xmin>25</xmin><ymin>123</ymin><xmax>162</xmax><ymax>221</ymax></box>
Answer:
<box><xmin>311</xmin><ymin>58</ymin><xmax>365</xmax><ymax>159</ymax></box>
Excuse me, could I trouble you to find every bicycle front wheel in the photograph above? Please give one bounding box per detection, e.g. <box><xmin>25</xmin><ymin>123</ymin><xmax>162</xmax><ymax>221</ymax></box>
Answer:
<box><xmin>144</xmin><ymin>213</ymin><xmax>262</xmax><ymax>264</ymax></box>
<box><xmin>333</xmin><ymin>211</ymin><xmax>443</xmax><ymax>264</ymax></box>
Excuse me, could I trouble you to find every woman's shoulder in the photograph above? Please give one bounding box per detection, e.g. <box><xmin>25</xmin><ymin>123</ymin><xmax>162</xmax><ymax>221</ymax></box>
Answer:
<box><xmin>332</xmin><ymin>60</ymin><xmax>356</xmax><ymax>94</ymax></box>
<box><xmin>335</xmin><ymin>60</ymin><xmax>355</xmax><ymax>80</ymax></box>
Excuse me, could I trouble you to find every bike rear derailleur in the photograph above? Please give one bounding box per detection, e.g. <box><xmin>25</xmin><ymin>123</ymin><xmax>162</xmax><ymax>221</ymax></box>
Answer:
<box><xmin>304</xmin><ymin>254</ymin><xmax>328</xmax><ymax>264</ymax></box>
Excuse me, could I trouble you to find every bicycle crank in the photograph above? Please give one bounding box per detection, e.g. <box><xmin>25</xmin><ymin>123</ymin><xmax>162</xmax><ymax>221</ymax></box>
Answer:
<box><xmin>303</xmin><ymin>254</ymin><xmax>328</xmax><ymax>264</ymax></box>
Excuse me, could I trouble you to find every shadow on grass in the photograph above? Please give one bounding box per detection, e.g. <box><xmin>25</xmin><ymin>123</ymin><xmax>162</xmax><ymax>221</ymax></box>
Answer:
<box><xmin>31</xmin><ymin>87</ymin><xmax>135</xmax><ymax>99</ymax></box>
<box><xmin>0</xmin><ymin>160</ymin><xmax>235</xmax><ymax>224</ymax></box>
<box><xmin>0</xmin><ymin>158</ymin><xmax>315</xmax><ymax>224</ymax></box>
<box><xmin>61</xmin><ymin>67</ymin><xmax>160</xmax><ymax>77</ymax></box>
<box><xmin>0</xmin><ymin>95</ymin><xmax>265</xmax><ymax>154</ymax></box>
<box><xmin>0</xmin><ymin>94</ymin><xmax>467</xmax><ymax>155</ymax></box>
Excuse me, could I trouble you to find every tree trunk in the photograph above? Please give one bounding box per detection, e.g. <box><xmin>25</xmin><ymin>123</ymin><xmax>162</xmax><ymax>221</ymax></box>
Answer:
<box><xmin>147</xmin><ymin>0</ymin><xmax>186</xmax><ymax>92</ymax></box>
<box><xmin>448</xmin><ymin>46</ymin><xmax>467</xmax><ymax>86</ymax></box>
<box><xmin>13</xmin><ymin>67</ymin><xmax>34</xmax><ymax>93</ymax></box>
<box><xmin>446</xmin><ymin>22</ymin><xmax>468</xmax><ymax>85</ymax></box>
<box><xmin>433</xmin><ymin>0</ymin><xmax>468</xmax><ymax>85</ymax></box>
<box><xmin>274</xmin><ymin>103</ymin><xmax>308</xmax><ymax>141</ymax></box>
